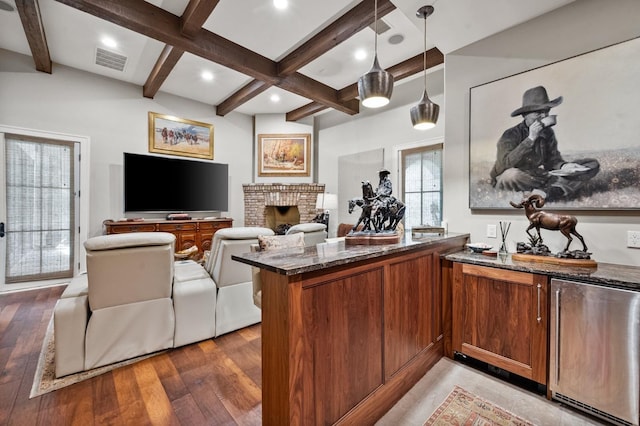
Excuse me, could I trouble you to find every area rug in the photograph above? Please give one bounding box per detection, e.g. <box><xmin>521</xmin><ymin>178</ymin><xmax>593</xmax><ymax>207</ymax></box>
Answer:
<box><xmin>30</xmin><ymin>317</ymin><xmax>163</xmax><ymax>398</ymax></box>
<box><xmin>425</xmin><ymin>385</ymin><xmax>535</xmax><ymax>426</ymax></box>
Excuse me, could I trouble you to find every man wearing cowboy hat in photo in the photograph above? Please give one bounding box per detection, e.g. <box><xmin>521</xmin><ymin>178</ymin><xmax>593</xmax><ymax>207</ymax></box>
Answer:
<box><xmin>490</xmin><ymin>85</ymin><xmax>599</xmax><ymax>200</ymax></box>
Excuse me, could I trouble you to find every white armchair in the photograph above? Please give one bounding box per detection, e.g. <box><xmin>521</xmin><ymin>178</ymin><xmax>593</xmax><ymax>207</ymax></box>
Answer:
<box><xmin>285</xmin><ymin>222</ymin><xmax>327</xmax><ymax>245</ymax></box>
<box><xmin>203</xmin><ymin>227</ymin><xmax>274</xmax><ymax>336</ymax></box>
<box><xmin>251</xmin><ymin>232</ymin><xmax>306</xmax><ymax>309</ymax></box>
<box><xmin>53</xmin><ymin>232</ymin><xmax>218</xmax><ymax>378</ymax></box>
<box><xmin>54</xmin><ymin>233</ymin><xmax>178</xmax><ymax>377</ymax></box>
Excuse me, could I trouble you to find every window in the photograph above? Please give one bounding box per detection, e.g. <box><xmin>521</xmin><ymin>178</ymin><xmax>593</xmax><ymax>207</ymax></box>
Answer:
<box><xmin>401</xmin><ymin>144</ymin><xmax>443</xmax><ymax>230</ymax></box>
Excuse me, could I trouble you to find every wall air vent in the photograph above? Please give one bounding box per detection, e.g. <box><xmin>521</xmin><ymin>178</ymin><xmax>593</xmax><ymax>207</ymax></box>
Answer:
<box><xmin>95</xmin><ymin>47</ymin><xmax>127</xmax><ymax>72</ymax></box>
<box><xmin>368</xmin><ymin>18</ymin><xmax>390</xmax><ymax>35</ymax></box>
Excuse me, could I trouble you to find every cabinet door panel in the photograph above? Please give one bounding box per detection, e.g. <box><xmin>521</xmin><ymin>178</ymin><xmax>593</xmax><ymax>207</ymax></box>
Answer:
<box><xmin>199</xmin><ymin>232</ymin><xmax>214</xmax><ymax>252</ymax></box>
<box><xmin>302</xmin><ymin>269</ymin><xmax>384</xmax><ymax>425</ymax></box>
<box><xmin>385</xmin><ymin>253</ymin><xmax>434</xmax><ymax>379</ymax></box>
<box><xmin>453</xmin><ymin>262</ymin><xmax>548</xmax><ymax>384</ymax></box>
<box><xmin>176</xmin><ymin>232</ymin><xmax>197</xmax><ymax>251</ymax></box>
<box><xmin>472</xmin><ymin>277</ymin><xmax>534</xmax><ymax>364</ymax></box>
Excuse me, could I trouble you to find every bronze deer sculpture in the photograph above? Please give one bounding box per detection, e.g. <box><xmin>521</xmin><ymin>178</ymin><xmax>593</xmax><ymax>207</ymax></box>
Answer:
<box><xmin>510</xmin><ymin>194</ymin><xmax>587</xmax><ymax>252</ymax></box>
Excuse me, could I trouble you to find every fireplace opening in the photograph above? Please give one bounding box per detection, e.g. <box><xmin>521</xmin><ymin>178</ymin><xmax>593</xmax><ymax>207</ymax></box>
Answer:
<box><xmin>265</xmin><ymin>206</ymin><xmax>300</xmax><ymax>234</ymax></box>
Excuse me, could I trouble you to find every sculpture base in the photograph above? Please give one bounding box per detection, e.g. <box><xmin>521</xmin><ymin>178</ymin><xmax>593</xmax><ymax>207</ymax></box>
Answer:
<box><xmin>511</xmin><ymin>253</ymin><xmax>597</xmax><ymax>267</ymax></box>
<box><xmin>345</xmin><ymin>232</ymin><xmax>402</xmax><ymax>245</ymax></box>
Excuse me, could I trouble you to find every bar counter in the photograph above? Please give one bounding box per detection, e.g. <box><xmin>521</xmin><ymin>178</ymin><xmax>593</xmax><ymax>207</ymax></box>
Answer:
<box><xmin>233</xmin><ymin>232</ymin><xmax>469</xmax><ymax>425</ymax></box>
<box><xmin>445</xmin><ymin>251</ymin><xmax>640</xmax><ymax>291</ymax></box>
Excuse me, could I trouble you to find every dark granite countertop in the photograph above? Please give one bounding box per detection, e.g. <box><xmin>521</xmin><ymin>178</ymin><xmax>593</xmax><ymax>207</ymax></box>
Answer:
<box><xmin>232</xmin><ymin>233</ymin><xmax>469</xmax><ymax>276</ymax></box>
<box><xmin>445</xmin><ymin>251</ymin><xmax>640</xmax><ymax>291</ymax></box>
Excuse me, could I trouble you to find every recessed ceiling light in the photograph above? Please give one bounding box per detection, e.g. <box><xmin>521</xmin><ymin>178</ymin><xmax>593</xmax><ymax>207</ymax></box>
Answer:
<box><xmin>388</xmin><ymin>34</ymin><xmax>405</xmax><ymax>45</ymax></box>
<box><xmin>273</xmin><ymin>0</ymin><xmax>288</xmax><ymax>10</ymax></box>
<box><xmin>201</xmin><ymin>71</ymin><xmax>214</xmax><ymax>81</ymax></box>
<box><xmin>270</xmin><ymin>94</ymin><xmax>281</xmax><ymax>103</ymax></box>
<box><xmin>354</xmin><ymin>49</ymin><xmax>367</xmax><ymax>61</ymax></box>
<box><xmin>101</xmin><ymin>36</ymin><xmax>117</xmax><ymax>49</ymax></box>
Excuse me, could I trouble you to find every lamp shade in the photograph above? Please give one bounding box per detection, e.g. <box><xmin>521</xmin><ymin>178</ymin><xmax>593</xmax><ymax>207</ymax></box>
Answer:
<box><xmin>411</xmin><ymin>5</ymin><xmax>439</xmax><ymax>130</ymax></box>
<box><xmin>316</xmin><ymin>193</ymin><xmax>338</xmax><ymax>210</ymax></box>
<box><xmin>358</xmin><ymin>56</ymin><xmax>394</xmax><ymax>108</ymax></box>
<box><xmin>411</xmin><ymin>90</ymin><xmax>440</xmax><ymax>130</ymax></box>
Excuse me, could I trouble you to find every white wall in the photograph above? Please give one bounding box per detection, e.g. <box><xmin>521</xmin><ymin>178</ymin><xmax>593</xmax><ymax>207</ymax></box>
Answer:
<box><xmin>443</xmin><ymin>0</ymin><xmax>640</xmax><ymax>266</ymax></box>
<box><xmin>0</xmin><ymin>53</ymin><xmax>254</xmax><ymax>234</ymax></box>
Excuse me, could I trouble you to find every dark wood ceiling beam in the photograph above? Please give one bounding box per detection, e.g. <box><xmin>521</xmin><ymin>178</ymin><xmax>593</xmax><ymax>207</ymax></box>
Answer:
<box><xmin>215</xmin><ymin>0</ymin><xmax>395</xmax><ymax>116</ymax></box>
<box><xmin>54</xmin><ymin>0</ymin><xmax>278</xmax><ymax>83</ymax></box>
<box><xmin>143</xmin><ymin>45</ymin><xmax>185</xmax><ymax>98</ymax></box>
<box><xmin>216</xmin><ymin>80</ymin><xmax>271</xmax><ymax>116</ymax></box>
<box><xmin>287</xmin><ymin>48</ymin><xmax>444</xmax><ymax>121</ymax></box>
<box><xmin>54</xmin><ymin>0</ymin><xmax>359</xmax><ymax>114</ymax></box>
<box><xmin>286</xmin><ymin>102</ymin><xmax>327</xmax><ymax>122</ymax></box>
<box><xmin>277</xmin><ymin>0</ymin><xmax>395</xmax><ymax>77</ymax></box>
<box><xmin>143</xmin><ymin>0</ymin><xmax>220</xmax><ymax>99</ymax></box>
<box><xmin>181</xmin><ymin>0</ymin><xmax>220</xmax><ymax>38</ymax></box>
<box><xmin>16</xmin><ymin>0</ymin><xmax>52</xmax><ymax>73</ymax></box>
<box><xmin>278</xmin><ymin>73</ymin><xmax>359</xmax><ymax>116</ymax></box>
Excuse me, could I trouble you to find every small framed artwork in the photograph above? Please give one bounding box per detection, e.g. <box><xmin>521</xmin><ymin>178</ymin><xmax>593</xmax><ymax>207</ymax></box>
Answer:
<box><xmin>258</xmin><ymin>133</ymin><xmax>311</xmax><ymax>177</ymax></box>
<box><xmin>148</xmin><ymin>112</ymin><xmax>214</xmax><ymax>160</ymax></box>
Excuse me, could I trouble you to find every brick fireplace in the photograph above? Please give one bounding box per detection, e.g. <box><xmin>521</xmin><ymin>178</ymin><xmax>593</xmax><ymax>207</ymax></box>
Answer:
<box><xmin>242</xmin><ymin>183</ymin><xmax>325</xmax><ymax>229</ymax></box>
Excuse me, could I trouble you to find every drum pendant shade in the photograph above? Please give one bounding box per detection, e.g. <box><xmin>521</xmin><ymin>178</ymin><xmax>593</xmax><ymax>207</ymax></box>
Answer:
<box><xmin>358</xmin><ymin>0</ymin><xmax>394</xmax><ymax>108</ymax></box>
<box><xmin>411</xmin><ymin>5</ymin><xmax>439</xmax><ymax>129</ymax></box>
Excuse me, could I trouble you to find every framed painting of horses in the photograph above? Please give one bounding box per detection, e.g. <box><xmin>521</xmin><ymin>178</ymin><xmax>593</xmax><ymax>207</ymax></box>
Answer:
<box><xmin>258</xmin><ymin>133</ymin><xmax>311</xmax><ymax>177</ymax></box>
<box><xmin>148</xmin><ymin>112</ymin><xmax>214</xmax><ymax>160</ymax></box>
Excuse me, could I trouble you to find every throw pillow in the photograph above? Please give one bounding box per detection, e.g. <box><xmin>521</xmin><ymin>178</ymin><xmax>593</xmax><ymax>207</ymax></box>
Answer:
<box><xmin>258</xmin><ymin>233</ymin><xmax>305</xmax><ymax>251</ymax></box>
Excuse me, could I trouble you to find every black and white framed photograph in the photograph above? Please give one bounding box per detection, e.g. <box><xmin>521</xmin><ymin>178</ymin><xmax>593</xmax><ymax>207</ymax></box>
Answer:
<box><xmin>469</xmin><ymin>37</ymin><xmax>640</xmax><ymax>210</ymax></box>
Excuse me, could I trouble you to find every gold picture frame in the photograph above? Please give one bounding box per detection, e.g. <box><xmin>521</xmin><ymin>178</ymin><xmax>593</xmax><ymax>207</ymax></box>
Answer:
<box><xmin>258</xmin><ymin>133</ymin><xmax>311</xmax><ymax>177</ymax></box>
<box><xmin>148</xmin><ymin>112</ymin><xmax>214</xmax><ymax>160</ymax></box>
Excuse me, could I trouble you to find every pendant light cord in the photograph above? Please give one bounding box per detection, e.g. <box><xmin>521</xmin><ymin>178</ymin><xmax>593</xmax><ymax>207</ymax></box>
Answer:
<box><xmin>374</xmin><ymin>0</ymin><xmax>378</xmax><ymax>55</ymax></box>
<box><xmin>423</xmin><ymin>11</ymin><xmax>427</xmax><ymax>90</ymax></box>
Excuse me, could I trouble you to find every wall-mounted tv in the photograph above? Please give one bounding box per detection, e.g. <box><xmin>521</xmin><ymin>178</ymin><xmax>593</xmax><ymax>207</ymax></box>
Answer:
<box><xmin>124</xmin><ymin>152</ymin><xmax>228</xmax><ymax>213</ymax></box>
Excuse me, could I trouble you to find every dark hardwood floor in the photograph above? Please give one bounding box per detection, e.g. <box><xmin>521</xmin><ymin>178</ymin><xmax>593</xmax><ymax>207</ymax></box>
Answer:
<box><xmin>0</xmin><ymin>285</ymin><xmax>263</xmax><ymax>425</ymax></box>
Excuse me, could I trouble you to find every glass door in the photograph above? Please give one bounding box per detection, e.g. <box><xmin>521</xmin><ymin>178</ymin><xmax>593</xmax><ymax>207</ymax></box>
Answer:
<box><xmin>0</xmin><ymin>133</ymin><xmax>77</xmax><ymax>291</ymax></box>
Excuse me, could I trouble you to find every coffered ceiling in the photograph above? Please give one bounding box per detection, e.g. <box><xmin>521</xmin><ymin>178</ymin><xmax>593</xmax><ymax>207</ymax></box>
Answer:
<box><xmin>0</xmin><ymin>0</ymin><xmax>575</xmax><ymax>120</ymax></box>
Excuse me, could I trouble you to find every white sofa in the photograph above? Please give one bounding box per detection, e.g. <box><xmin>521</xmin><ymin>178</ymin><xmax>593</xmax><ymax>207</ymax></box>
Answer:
<box><xmin>53</xmin><ymin>226</ymin><xmax>295</xmax><ymax>377</ymax></box>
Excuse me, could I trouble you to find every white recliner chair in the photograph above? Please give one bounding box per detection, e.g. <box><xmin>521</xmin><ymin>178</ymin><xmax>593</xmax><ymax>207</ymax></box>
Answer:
<box><xmin>204</xmin><ymin>227</ymin><xmax>274</xmax><ymax>336</ymax></box>
<box><xmin>250</xmin><ymin>232</ymin><xmax>306</xmax><ymax>309</ymax></box>
<box><xmin>53</xmin><ymin>232</ymin><xmax>217</xmax><ymax>378</ymax></box>
<box><xmin>285</xmin><ymin>222</ymin><xmax>327</xmax><ymax>245</ymax></box>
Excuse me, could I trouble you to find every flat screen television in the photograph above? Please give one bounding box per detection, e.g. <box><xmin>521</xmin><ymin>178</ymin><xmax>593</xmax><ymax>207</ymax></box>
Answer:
<box><xmin>123</xmin><ymin>152</ymin><xmax>229</xmax><ymax>213</ymax></box>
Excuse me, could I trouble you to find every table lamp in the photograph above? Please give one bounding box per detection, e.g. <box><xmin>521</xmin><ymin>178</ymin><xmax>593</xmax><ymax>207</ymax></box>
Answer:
<box><xmin>315</xmin><ymin>193</ymin><xmax>338</xmax><ymax>233</ymax></box>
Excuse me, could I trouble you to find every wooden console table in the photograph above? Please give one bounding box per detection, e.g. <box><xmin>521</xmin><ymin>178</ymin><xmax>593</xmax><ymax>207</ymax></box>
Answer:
<box><xmin>233</xmin><ymin>233</ymin><xmax>468</xmax><ymax>425</ymax></box>
<box><xmin>103</xmin><ymin>218</ymin><xmax>232</xmax><ymax>254</ymax></box>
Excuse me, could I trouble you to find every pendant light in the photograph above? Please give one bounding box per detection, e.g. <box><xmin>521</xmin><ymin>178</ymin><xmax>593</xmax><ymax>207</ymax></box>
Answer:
<box><xmin>410</xmin><ymin>5</ymin><xmax>439</xmax><ymax>130</ymax></box>
<box><xmin>357</xmin><ymin>0</ymin><xmax>394</xmax><ymax>108</ymax></box>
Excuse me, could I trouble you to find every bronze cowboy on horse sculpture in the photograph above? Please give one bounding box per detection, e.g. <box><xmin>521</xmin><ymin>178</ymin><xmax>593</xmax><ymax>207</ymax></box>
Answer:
<box><xmin>348</xmin><ymin>169</ymin><xmax>406</xmax><ymax>234</ymax></box>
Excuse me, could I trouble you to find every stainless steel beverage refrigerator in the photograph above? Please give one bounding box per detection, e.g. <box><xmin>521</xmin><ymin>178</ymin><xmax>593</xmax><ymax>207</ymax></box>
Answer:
<box><xmin>550</xmin><ymin>278</ymin><xmax>640</xmax><ymax>426</ymax></box>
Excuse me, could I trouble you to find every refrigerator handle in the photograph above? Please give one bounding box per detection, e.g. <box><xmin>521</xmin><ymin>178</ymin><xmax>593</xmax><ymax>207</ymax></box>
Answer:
<box><xmin>536</xmin><ymin>283</ymin><xmax>542</xmax><ymax>323</ymax></box>
<box><xmin>554</xmin><ymin>288</ymin><xmax>561</xmax><ymax>386</ymax></box>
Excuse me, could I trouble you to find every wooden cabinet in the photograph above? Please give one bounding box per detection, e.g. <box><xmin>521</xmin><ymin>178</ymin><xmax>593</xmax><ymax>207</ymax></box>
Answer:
<box><xmin>103</xmin><ymin>218</ymin><xmax>232</xmax><ymax>255</ymax></box>
<box><xmin>452</xmin><ymin>262</ymin><xmax>548</xmax><ymax>385</ymax></box>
